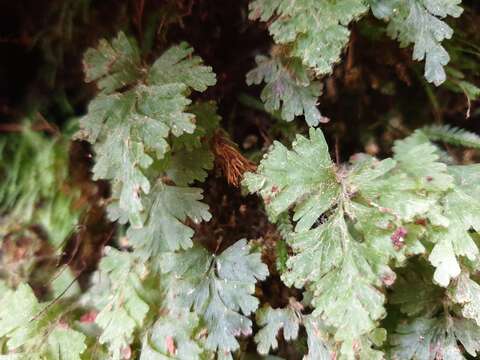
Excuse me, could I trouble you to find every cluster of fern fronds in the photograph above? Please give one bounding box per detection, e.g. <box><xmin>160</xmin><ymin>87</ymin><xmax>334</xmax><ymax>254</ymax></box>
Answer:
<box><xmin>1</xmin><ymin>1</ymin><xmax>480</xmax><ymax>359</ymax></box>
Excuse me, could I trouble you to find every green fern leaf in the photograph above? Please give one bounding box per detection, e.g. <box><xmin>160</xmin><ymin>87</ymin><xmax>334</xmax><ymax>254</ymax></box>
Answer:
<box><xmin>0</xmin><ymin>283</ymin><xmax>42</xmax><ymax>346</ymax></box>
<box><xmin>0</xmin><ymin>283</ymin><xmax>86</xmax><ymax>359</ymax></box>
<box><xmin>390</xmin><ymin>316</ymin><xmax>480</xmax><ymax>359</ymax></box>
<box><xmin>372</xmin><ymin>0</ymin><xmax>463</xmax><ymax>86</ymax></box>
<box><xmin>243</xmin><ymin>129</ymin><xmax>388</xmax><ymax>353</ymax></box>
<box><xmin>427</xmin><ymin>165</ymin><xmax>480</xmax><ymax>286</ymax></box>
<box><xmin>161</xmin><ymin>146</ymin><xmax>214</xmax><ymax>186</ymax></box>
<box><xmin>83</xmin><ymin>31</ymin><xmax>142</xmax><ymax>94</ymax></box>
<box><xmin>148</xmin><ymin>42</ymin><xmax>216</xmax><ymax>92</ymax></box>
<box><xmin>450</xmin><ymin>273</ymin><xmax>480</xmax><ymax>326</ymax></box>
<box><xmin>45</xmin><ymin>327</ymin><xmax>88</xmax><ymax>360</ymax></box>
<box><xmin>92</xmin><ymin>247</ymin><xmax>150</xmax><ymax>360</ymax></box>
<box><xmin>303</xmin><ymin>316</ymin><xmax>333</xmax><ymax>360</ymax></box>
<box><xmin>243</xmin><ymin>128</ymin><xmax>339</xmax><ymax>230</ymax></box>
<box><xmin>246</xmin><ymin>55</ymin><xmax>326</xmax><ymax>126</ymax></box>
<box><xmin>390</xmin><ymin>260</ymin><xmax>443</xmax><ymax>317</ymax></box>
<box><xmin>421</xmin><ymin>125</ymin><xmax>480</xmax><ymax>149</ymax></box>
<box><xmin>161</xmin><ymin>240</ymin><xmax>268</xmax><ymax>355</ymax></box>
<box><xmin>254</xmin><ymin>301</ymin><xmax>332</xmax><ymax>359</ymax></box>
<box><xmin>243</xmin><ymin>127</ymin><xmax>467</xmax><ymax>356</ymax></box>
<box><xmin>393</xmin><ymin>130</ymin><xmax>454</xmax><ymax>191</ymax></box>
<box><xmin>78</xmin><ymin>33</ymin><xmax>216</xmax><ymax>227</ymax></box>
<box><xmin>249</xmin><ymin>0</ymin><xmax>368</xmax><ymax>75</ymax></box>
<box><xmin>127</xmin><ymin>182</ymin><xmax>211</xmax><ymax>258</ymax></box>
<box><xmin>172</xmin><ymin>101</ymin><xmax>221</xmax><ymax>151</ymax></box>
<box><xmin>254</xmin><ymin>305</ymin><xmax>301</xmax><ymax>354</ymax></box>
<box><xmin>282</xmin><ymin>211</ymin><xmax>386</xmax><ymax>344</ymax></box>
<box><xmin>0</xmin><ymin>124</ymin><xmax>81</xmax><ymax>250</ymax></box>
<box><xmin>140</xmin><ymin>312</ymin><xmax>210</xmax><ymax>360</ymax></box>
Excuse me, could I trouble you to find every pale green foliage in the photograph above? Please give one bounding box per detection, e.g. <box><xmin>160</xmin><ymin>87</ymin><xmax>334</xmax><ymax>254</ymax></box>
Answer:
<box><xmin>390</xmin><ymin>260</ymin><xmax>443</xmax><ymax>317</ymax></box>
<box><xmin>161</xmin><ymin>240</ymin><xmax>269</xmax><ymax>355</ymax></box>
<box><xmin>77</xmin><ymin>31</ymin><xmax>226</xmax><ymax>359</ymax></box>
<box><xmin>247</xmin><ymin>0</ymin><xmax>465</xmax><ymax>128</ymax></box>
<box><xmin>162</xmin><ymin>102</ymin><xmax>218</xmax><ymax>185</ymax></box>
<box><xmin>4</xmin><ymin>18</ymin><xmax>476</xmax><ymax>358</ymax></box>
<box><xmin>422</xmin><ymin>124</ymin><xmax>480</xmax><ymax>149</ymax></box>
<box><xmin>140</xmin><ymin>312</ymin><xmax>210</xmax><ymax>360</ymax></box>
<box><xmin>148</xmin><ymin>43</ymin><xmax>217</xmax><ymax>93</ymax></box>
<box><xmin>0</xmin><ymin>124</ymin><xmax>81</xmax><ymax>250</ymax></box>
<box><xmin>247</xmin><ymin>0</ymin><xmax>367</xmax><ymax>125</ymax></box>
<box><xmin>255</xmin><ymin>305</ymin><xmax>300</xmax><ymax>354</ymax></box>
<box><xmin>249</xmin><ymin>0</ymin><xmax>368</xmax><ymax>76</ymax></box>
<box><xmin>127</xmin><ymin>182</ymin><xmax>211</xmax><ymax>258</ymax></box>
<box><xmin>122</xmin><ymin>105</ymin><xmax>215</xmax><ymax>259</ymax></box>
<box><xmin>46</xmin><ymin>328</ymin><xmax>87</xmax><ymax>360</ymax></box>
<box><xmin>445</xmin><ymin>67</ymin><xmax>480</xmax><ymax>114</ymax></box>
<box><xmin>243</xmin><ymin>128</ymin><xmax>339</xmax><ymax>228</ymax></box>
<box><xmin>254</xmin><ymin>301</ymin><xmax>332</xmax><ymax>359</ymax></box>
<box><xmin>0</xmin><ymin>283</ymin><xmax>86</xmax><ymax>359</ymax></box>
<box><xmin>393</xmin><ymin>130</ymin><xmax>454</xmax><ymax>192</ymax></box>
<box><xmin>450</xmin><ymin>273</ymin><xmax>480</xmax><ymax>326</ymax></box>
<box><xmin>78</xmin><ymin>32</ymin><xmax>216</xmax><ymax>227</ymax></box>
<box><xmin>123</xmin><ymin>103</ymin><xmax>217</xmax><ymax>262</ymax></box>
<box><xmin>172</xmin><ymin>101</ymin><xmax>220</xmax><ymax>150</ymax></box>
<box><xmin>371</xmin><ymin>0</ymin><xmax>463</xmax><ymax>86</ymax></box>
<box><xmin>0</xmin><ymin>283</ymin><xmax>42</xmax><ymax>348</ymax></box>
<box><xmin>245</xmin><ymin>129</ymin><xmax>390</xmax><ymax>354</ymax></box>
<box><xmin>246</xmin><ymin>55</ymin><xmax>326</xmax><ymax>126</ymax></box>
<box><xmin>427</xmin><ymin>164</ymin><xmax>480</xmax><ymax>286</ymax></box>
<box><xmin>303</xmin><ymin>316</ymin><xmax>334</xmax><ymax>360</ymax></box>
<box><xmin>91</xmin><ymin>247</ymin><xmax>149</xmax><ymax>360</ymax></box>
<box><xmin>282</xmin><ymin>211</ymin><xmax>387</xmax><ymax>347</ymax></box>
<box><xmin>247</xmin><ymin>0</ymin><xmax>466</xmax><ymax>131</ymax></box>
<box><xmin>83</xmin><ymin>31</ymin><xmax>142</xmax><ymax>94</ymax></box>
<box><xmin>390</xmin><ymin>316</ymin><xmax>480</xmax><ymax>359</ymax></box>
<box><xmin>244</xmin><ymin>126</ymin><xmax>480</xmax><ymax>357</ymax></box>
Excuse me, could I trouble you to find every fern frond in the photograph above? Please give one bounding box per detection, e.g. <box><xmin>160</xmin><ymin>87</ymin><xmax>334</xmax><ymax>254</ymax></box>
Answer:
<box><xmin>371</xmin><ymin>0</ymin><xmax>463</xmax><ymax>86</ymax></box>
<box><xmin>161</xmin><ymin>240</ymin><xmax>269</xmax><ymax>356</ymax></box>
<box><xmin>249</xmin><ymin>0</ymin><xmax>368</xmax><ymax>76</ymax></box>
<box><xmin>0</xmin><ymin>283</ymin><xmax>86</xmax><ymax>359</ymax></box>
<box><xmin>78</xmin><ymin>32</ymin><xmax>216</xmax><ymax>227</ymax></box>
<box><xmin>246</xmin><ymin>54</ymin><xmax>326</xmax><ymax>126</ymax></box>
<box><xmin>244</xmin><ymin>126</ymin><xmax>480</xmax><ymax>357</ymax></box>
<box><xmin>0</xmin><ymin>121</ymin><xmax>81</xmax><ymax>250</ymax></box>
<box><xmin>77</xmin><ymin>31</ymin><xmax>221</xmax><ymax>359</ymax></box>
<box><xmin>421</xmin><ymin>125</ymin><xmax>480</xmax><ymax>149</ymax></box>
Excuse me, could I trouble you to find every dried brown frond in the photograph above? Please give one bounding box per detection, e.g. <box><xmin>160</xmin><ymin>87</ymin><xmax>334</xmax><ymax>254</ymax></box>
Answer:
<box><xmin>212</xmin><ymin>131</ymin><xmax>256</xmax><ymax>187</ymax></box>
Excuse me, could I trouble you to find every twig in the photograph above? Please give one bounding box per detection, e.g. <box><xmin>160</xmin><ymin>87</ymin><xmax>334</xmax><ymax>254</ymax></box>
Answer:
<box><xmin>30</xmin><ymin>272</ymin><xmax>82</xmax><ymax>322</ymax></box>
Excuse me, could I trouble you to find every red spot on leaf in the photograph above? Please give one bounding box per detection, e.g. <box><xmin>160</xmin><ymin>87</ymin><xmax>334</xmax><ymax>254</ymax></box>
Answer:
<box><xmin>381</xmin><ymin>270</ymin><xmax>397</xmax><ymax>287</ymax></box>
<box><xmin>391</xmin><ymin>227</ymin><xmax>408</xmax><ymax>250</ymax></box>
<box><xmin>121</xmin><ymin>346</ymin><xmax>132</xmax><ymax>360</ymax></box>
<box><xmin>264</xmin><ymin>195</ymin><xmax>271</xmax><ymax>205</ymax></box>
<box><xmin>415</xmin><ymin>218</ymin><xmax>427</xmax><ymax>226</ymax></box>
<box><xmin>80</xmin><ymin>310</ymin><xmax>98</xmax><ymax>324</ymax></box>
<box><xmin>58</xmin><ymin>319</ymin><xmax>69</xmax><ymax>329</ymax></box>
<box><xmin>166</xmin><ymin>336</ymin><xmax>176</xmax><ymax>355</ymax></box>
